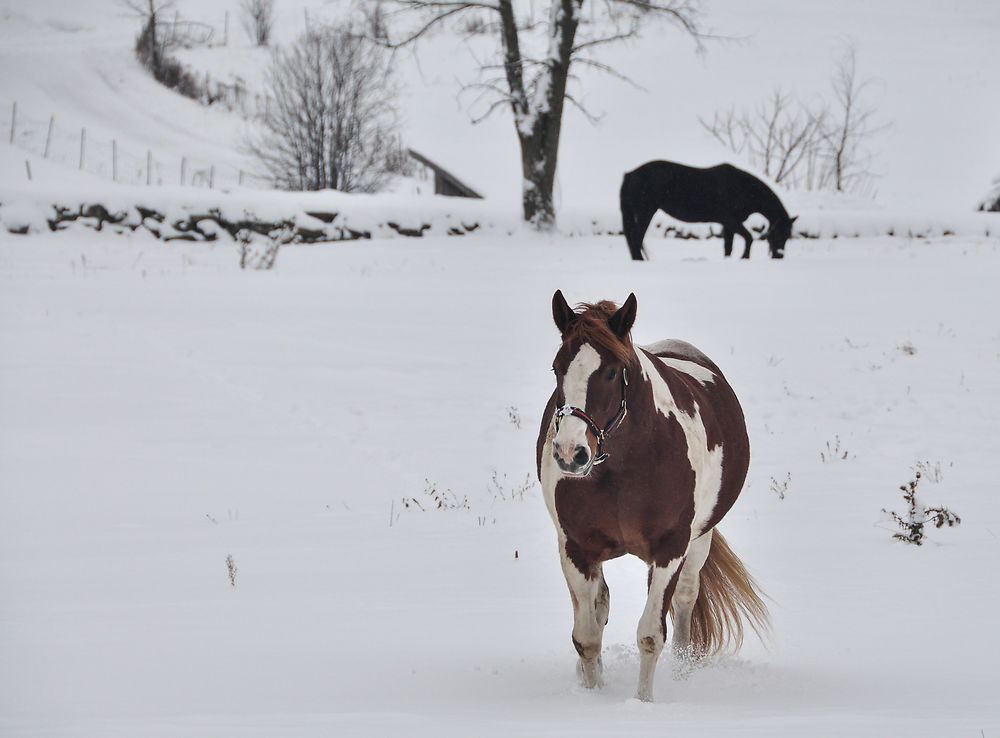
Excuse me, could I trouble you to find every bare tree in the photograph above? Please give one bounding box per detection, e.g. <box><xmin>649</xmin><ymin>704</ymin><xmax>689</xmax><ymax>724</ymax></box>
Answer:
<box><xmin>384</xmin><ymin>1</ymin><xmax>706</xmax><ymax>230</ymax></box>
<box><xmin>249</xmin><ymin>27</ymin><xmax>401</xmax><ymax>193</ymax></box>
<box><xmin>241</xmin><ymin>0</ymin><xmax>275</xmax><ymax>47</ymax></box>
<box><xmin>121</xmin><ymin>0</ymin><xmax>176</xmax><ymax>77</ymax></box>
<box><xmin>819</xmin><ymin>43</ymin><xmax>883</xmax><ymax>194</ymax></box>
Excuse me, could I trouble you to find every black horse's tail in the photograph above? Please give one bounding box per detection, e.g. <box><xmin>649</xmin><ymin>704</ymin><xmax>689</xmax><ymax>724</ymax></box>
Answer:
<box><xmin>619</xmin><ymin>172</ymin><xmax>647</xmax><ymax>261</ymax></box>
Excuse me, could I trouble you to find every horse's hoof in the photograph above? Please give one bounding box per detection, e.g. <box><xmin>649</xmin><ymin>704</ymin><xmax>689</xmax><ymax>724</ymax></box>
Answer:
<box><xmin>577</xmin><ymin>657</ymin><xmax>603</xmax><ymax>689</ymax></box>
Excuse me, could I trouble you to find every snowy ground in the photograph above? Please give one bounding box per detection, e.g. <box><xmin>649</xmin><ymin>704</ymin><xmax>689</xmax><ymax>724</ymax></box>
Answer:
<box><xmin>2</xmin><ymin>229</ymin><xmax>999</xmax><ymax>736</ymax></box>
<box><xmin>2</xmin><ymin>0</ymin><xmax>1000</xmax><ymax>735</ymax></box>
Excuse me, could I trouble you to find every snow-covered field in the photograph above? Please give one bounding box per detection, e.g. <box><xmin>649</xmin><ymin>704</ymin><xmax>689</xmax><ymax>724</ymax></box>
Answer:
<box><xmin>2</xmin><ymin>0</ymin><xmax>1000</xmax><ymax>735</ymax></box>
<box><xmin>2</xmin><ymin>230</ymin><xmax>999</xmax><ymax>737</ymax></box>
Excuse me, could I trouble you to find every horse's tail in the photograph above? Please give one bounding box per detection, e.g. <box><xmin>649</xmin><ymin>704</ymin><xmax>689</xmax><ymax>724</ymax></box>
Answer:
<box><xmin>689</xmin><ymin>528</ymin><xmax>771</xmax><ymax>655</ymax></box>
<box><xmin>619</xmin><ymin>172</ymin><xmax>647</xmax><ymax>261</ymax></box>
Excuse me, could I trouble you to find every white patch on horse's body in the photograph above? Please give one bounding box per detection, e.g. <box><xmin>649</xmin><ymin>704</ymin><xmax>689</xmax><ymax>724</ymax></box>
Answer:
<box><xmin>552</xmin><ymin>343</ymin><xmax>601</xmax><ymax>454</ymax></box>
<box><xmin>657</xmin><ymin>357</ymin><xmax>716</xmax><ymax>386</ymax></box>
<box><xmin>636</xmin><ymin>349</ymin><xmax>724</xmax><ymax>539</ymax></box>
<box><xmin>643</xmin><ymin>340</ymin><xmax>717</xmax><ymax>385</ymax></box>
<box><xmin>643</xmin><ymin>338</ymin><xmax>714</xmax><ymax>365</ymax></box>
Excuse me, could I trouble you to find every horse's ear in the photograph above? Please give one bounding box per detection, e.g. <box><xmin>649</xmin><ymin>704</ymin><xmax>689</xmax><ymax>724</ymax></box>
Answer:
<box><xmin>552</xmin><ymin>290</ymin><xmax>576</xmax><ymax>336</ymax></box>
<box><xmin>790</xmin><ymin>215</ymin><xmax>799</xmax><ymax>225</ymax></box>
<box><xmin>609</xmin><ymin>293</ymin><xmax>637</xmax><ymax>339</ymax></box>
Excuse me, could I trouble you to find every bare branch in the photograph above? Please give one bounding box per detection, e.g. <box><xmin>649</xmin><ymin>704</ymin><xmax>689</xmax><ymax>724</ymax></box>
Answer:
<box><xmin>383</xmin><ymin>1</ymin><xmax>499</xmax><ymax>47</ymax></box>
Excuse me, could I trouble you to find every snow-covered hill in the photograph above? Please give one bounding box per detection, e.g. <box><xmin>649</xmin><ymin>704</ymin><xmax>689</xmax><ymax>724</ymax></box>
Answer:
<box><xmin>2</xmin><ymin>0</ymin><xmax>998</xmax><ymax>215</ymax></box>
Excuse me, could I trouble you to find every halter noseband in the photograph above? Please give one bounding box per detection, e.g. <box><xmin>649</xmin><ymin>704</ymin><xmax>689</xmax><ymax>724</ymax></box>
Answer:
<box><xmin>554</xmin><ymin>367</ymin><xmax>628</xmax><ymax>466</ymax></box>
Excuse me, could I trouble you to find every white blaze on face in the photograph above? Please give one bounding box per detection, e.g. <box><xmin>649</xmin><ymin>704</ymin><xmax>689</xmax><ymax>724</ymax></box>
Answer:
<box><xmin>553</xmin><ymin>343</ymin><xmax>601</xmax><ymax>455</ymax></box>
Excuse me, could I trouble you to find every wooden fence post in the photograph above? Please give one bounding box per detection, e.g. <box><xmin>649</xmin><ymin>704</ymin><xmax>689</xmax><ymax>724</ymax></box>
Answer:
<box><xmin>209</xmin><ymin>164</ymin><xmax>215</xmax><ymax>189</ymax></box>
<box><xmin>146</xmin><ymin>150</ymin><xmax>152</xmax><ymax>185</ymax></box>
<box><xmin>181</xmin><ymin>156</ymin><xmax>187</xmax><ymax>186</ymax></box>
<box><xmin>79</xmin><ymin>127</ymin><xmax>86</xmax><ymax>169</ymax></box>
<box><xmin>44</xmin><ymin>116</ymin><xmax>54</xmax><ymax>158</ymax></box>
<box><xmin>9</xmin><ymin>101</ymin><xmax>16</xmax><ymax>144</ymax></box>
<box><xmin>25</xmin><ymin>159</ymin><xmax>31</xmax><ymax>181</ymax></box>
<box><xmin>112</xmin><ymin>139</ymin><xmax>118</xmax><ymax>182</ymax></box>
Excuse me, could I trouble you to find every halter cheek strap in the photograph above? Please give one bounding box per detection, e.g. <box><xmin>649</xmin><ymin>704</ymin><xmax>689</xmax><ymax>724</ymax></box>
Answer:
<box><xmin>554</xmin><ymin>368</ymin><xmax>628</xmax><ymax>465</ymax></box>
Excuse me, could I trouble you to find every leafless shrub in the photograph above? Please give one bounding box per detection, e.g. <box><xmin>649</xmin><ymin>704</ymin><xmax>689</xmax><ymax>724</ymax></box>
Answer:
<box><xmin>399</xmin><ymin>479</ymin><xmax>469</xmax><ymax>514</ymax></box>
<box><xmin>236</xmin><ymin>229</ymin><xmax>281</xmax><ymax>270</ymax></box>
<box><xmin>701</xmin><ymin>89</ymin><xmax>824</xmax><ymax>188</ymax></box>
<box><xmin>701</xmin><ymin>44</ymin><xmax>884</xmax><ymax>197</ymax></box>
<box><xmin>248</xmin><ymin>25</ymin><xmax>402</xmax><ymax>193</ymax></box>
<box><xmin>769</xmin><ymin>472</ymin><xmax>791</xmax><ymax>500</ymax></box>
<box><xmin>913</xmin><ymin>459</ymin><xmax>948</xmax><ymax>484</ymax></box>
<box><xmin>820</xmin><ymin>435</ymin><xmax>853</xmax><ymax>463</ymax></box>
<box><xmin>489</xmin><ymin>471</ymin><xmax>536</xmax><ymax>503</ymax></box>
<box><xmin>883</xmin><ymin>472</ymin><xmax>961</xmax><ymax>546</ymax></box>
<box><xmin>978</xmin><ymin>176</ymin><xmax>1000</xmax><ymax>211</ymax></box>
<box><xmin>241</xmin><ymin>0</ymin><xmax>274</xmax><ymax>47</ymax></box>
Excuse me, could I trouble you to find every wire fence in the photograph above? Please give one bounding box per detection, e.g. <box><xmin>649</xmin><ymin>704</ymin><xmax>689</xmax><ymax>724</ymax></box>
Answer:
<box><xmin>7</xmin><ymin>99</ymin><xmax>274</xmax><ymax>190</ymax></box>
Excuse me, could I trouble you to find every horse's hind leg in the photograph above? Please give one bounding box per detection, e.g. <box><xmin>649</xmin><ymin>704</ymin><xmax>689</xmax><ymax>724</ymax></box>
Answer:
<box><xmin>670</xmin><ymin>530</ymin><xmax>713</xmax><ymax>660</ymax></box>
<box><xmin>559</xmin><ymin>541</ymin><xmax>609</xmax><ymax>688</ymax></box>
<box><xmin>636</xmin><ymin>557</ymin><xmax>683</xmax><ymax>702</ymax></box>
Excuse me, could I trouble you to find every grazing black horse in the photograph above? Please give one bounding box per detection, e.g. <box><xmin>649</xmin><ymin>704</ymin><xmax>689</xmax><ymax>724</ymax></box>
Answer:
<box><xmin>620</xmin><ymin>160</ymin><xmax>797</xmax><ymax>261</ymax></box>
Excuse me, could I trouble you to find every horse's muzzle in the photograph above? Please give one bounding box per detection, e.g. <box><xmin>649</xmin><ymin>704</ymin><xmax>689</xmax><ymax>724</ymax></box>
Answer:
<box><xmin>553</xmin><ymin>441</ymin><xmax>593</xmax><ymax>477</ymax></box>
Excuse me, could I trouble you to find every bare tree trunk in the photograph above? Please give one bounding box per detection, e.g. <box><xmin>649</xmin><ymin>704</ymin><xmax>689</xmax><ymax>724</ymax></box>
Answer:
<box><xmin>501</xmin><ymin>0</ymin><xmax>581</xmax><ymax>230</ymax></box>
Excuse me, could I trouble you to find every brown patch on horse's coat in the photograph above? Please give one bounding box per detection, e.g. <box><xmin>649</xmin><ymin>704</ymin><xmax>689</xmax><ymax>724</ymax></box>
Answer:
<box><xmin>549</xmin><ymin>365</ymin><xmax>697</xmax><ymax>570</ymax></box>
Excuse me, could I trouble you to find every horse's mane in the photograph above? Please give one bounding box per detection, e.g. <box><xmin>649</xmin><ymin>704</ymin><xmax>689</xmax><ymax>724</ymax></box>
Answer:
<box><xmin>566</xmin><ymin>301</ymin><xmax>636</xmax><ymax>366</ymax></box>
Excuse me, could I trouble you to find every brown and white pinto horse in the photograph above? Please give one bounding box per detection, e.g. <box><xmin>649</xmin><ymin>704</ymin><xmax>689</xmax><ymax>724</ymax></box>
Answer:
<box><xmin>536</xmin><ymin>291</ymin><xmax>769</xmax><ymax>702</ymax></box>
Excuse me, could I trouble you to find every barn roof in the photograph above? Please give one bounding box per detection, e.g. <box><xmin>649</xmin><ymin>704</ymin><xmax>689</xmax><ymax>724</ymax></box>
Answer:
<box><xmin>407</xmin><ymin>149</ymin><xmax>484</xmax><ymax>199</ymax></box>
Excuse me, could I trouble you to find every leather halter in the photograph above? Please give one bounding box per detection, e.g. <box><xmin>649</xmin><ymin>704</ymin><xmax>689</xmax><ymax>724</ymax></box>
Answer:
<box><xmin>554</xmin><ymin>368</ymin><xmax>628</xmax><ymax>466</ymax></box>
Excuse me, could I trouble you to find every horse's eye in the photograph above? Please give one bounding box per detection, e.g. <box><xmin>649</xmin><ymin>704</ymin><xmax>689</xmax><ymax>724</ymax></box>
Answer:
<box><xmin>606</xmin><ymin>368</ymin><xmax>617</xmax><ymax>381</ymax></box>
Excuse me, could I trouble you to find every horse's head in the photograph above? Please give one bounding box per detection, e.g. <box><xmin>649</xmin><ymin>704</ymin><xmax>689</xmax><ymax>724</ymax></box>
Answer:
<box><xmin>548</xmin><ymin>290</ymin><xmax>637</xmax><ymax>478</ymax></box>
<box><xmin>764</xmin><ymin>215</ymin><xmax>797</xmax><ymax>259</ymax></box>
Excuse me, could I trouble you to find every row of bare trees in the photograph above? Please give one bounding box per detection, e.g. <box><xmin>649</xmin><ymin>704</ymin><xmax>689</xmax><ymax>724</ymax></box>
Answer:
<box><xmin>126</xmin><ymin>1</ymin><xmax>885</xmax><ymax>224</ymax></box>
<box><xmin>700</xmin><ymin>45</ymin><xmax>885</xmax><ymax>197</ymax></box>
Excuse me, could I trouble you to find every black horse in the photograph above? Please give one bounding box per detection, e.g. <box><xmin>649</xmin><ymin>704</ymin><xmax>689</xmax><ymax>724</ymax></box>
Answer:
<box><xmin>620</xmin><ymin>160</ymin><xmax>797</xmax><ymax>261</ymax></box>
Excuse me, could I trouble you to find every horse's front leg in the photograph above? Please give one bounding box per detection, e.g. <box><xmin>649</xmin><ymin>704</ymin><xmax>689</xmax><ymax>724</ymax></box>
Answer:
<box><xmin>735</xmin><ymin>223</ymin><xmax>754</xmax><ymax>259</ymax></box>
<box><xmin>559</xmin><ymin>540</ymin><xmax>609</xmax><ymax>689</ymax></box>
<box><xmin>722</xmin><ymin>226</ymin><xmax>735</xmax><ymax>257</ymax></box>
<box><xmin>636</xmin><ymin>557</ymin><xmax>684</xmax><ymax>702</ymax></box>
